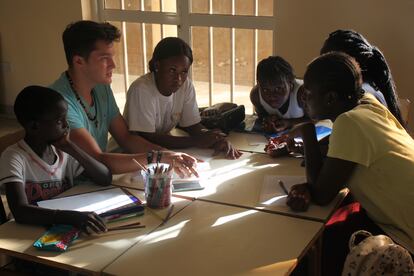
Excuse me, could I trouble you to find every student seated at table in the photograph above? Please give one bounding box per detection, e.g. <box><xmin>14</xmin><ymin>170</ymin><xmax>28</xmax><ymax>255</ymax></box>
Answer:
<box><xmin>250</xmin><ymin>56</ymin><xmax>308</xmax><ymax>133</ymax></box>
<box><xmin>320</xmin><ymin>29</ymin><xmax>405</xmax><ymax>127</ymax></box>
<box><xmin>285</xmin><ymin>52</ymin><xmax>414</xmax><ymax>275</ymax></box>
<box><xmin>0</xmin><ymin>86</ymin><xmax>111</xmax><ymax>234</ymax></box>
<box><xmin>50</xmin><ymin>21</ymin><xmax>197</xmax><ymax>177</ymax></box>
<box><xmin>124</xmin><ymin>37</ymin><xmax>242</xmax><ymax>159</ymax></box>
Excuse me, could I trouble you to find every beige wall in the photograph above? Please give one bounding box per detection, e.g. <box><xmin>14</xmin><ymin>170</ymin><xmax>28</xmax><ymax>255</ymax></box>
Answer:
<box><xmin>1</xmin><ymin>0</ymin><xmax>413</xmax><ymax>127</ymax></box>
<box><xmin>276</xmin><ymin>0</ymin><xmax>414</xmax><ymax>129</ymax></box>
<box><xmin>0</xmin><ymin>0</ymin><xmax>83</xmax><ymax>113</ymax></box>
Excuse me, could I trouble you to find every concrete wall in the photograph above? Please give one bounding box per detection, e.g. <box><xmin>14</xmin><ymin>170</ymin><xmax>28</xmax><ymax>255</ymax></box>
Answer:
<box><xmin>0</xmin><ymin>0</ymin><xmax>84</xmax><ymax>114</ymax></box>
<box><xmin>276</xmin><ymin>0</ymin><xmax>414</xmax><ymax>128</ymax></box>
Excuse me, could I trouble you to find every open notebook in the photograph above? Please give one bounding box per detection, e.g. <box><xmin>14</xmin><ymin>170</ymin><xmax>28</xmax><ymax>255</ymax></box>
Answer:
<box><xmin>37</xmin><ymin>188</ymin><xmax>141</xmax><ymax>215</ymax></box>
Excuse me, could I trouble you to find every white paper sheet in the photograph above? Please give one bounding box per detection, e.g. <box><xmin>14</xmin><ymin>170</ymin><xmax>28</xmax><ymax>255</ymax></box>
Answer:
<box><xmin>259</xmin><ymin>175</ymin><xmax>306</xmax><ymax>205</ymax></box>
<box><xmin>37</xmin><ymin>188</ymin><xmax>137</xmax><ymax>214</ymax></box>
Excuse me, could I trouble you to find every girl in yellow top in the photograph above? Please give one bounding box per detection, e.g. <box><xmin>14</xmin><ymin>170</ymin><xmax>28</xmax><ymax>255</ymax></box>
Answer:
<box><xmin>286</xmin><ymin>52</ymin><xmax>414</xmax><ymax>274</ymax></box>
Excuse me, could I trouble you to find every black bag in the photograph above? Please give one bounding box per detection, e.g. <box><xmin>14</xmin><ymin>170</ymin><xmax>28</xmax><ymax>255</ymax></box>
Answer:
<box><xmin>200</xmin><ymin>103</ymin><xmax>245</xmax><ymax>133</ymax></box>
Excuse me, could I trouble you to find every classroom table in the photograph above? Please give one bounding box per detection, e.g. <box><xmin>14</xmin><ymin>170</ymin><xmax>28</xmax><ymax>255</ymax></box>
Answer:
<box><xmin>113</xmin><ymin>147</ymin><xmax>346</xmax><ymax>223</ymax></box>
<box><xmin>0</xmin><ymin>185</ymin><xmax>192</xmax><ymax>275</ymax></box>
<box><xmin>0</xmin><ymin>131</ymin><xmax>343</xmax><ymax>275</ymax></box>
<box><xmin>102</xmin><ymin>200</ymin><xmax>323</xmax><ymax>276</ymax></box>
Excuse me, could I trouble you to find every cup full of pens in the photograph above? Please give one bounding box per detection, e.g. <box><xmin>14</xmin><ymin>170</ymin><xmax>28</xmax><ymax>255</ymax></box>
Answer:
<box><xmin>142</xmin><ymin>163</ymin><xmax>173</xmax><ymax>209</ymax></box>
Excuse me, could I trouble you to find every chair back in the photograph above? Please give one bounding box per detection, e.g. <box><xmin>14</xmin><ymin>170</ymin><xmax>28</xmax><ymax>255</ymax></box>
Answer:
<box><xmin>0</xmin><ymin>195</ymin><xmax>7</xmax><ymax>224</ymax></box>
<box><xmin>399</xmin><ymin>97</ymin><xmax>411</xmax><ymax>126</ymax></box>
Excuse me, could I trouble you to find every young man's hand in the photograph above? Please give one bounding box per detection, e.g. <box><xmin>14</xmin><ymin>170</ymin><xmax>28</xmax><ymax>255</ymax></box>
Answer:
<box><xmin>286</xmin><ymin>183</ymin><xmax>311</xmax><ymax>212</ymax></box>
<box><xmin>160</xmin><ymin>151</ymin><xmax>199</xmax><ymax>178</ymax></box>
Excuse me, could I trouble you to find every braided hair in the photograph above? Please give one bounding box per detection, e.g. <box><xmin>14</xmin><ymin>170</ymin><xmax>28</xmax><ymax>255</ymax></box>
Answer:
<box><xmin>305</xmin><ymin>52</ymin><xmax>363</xmax><ymax>108</ymax></box>
<box><xmin>320</xmin><ymin>29</ymin><xmax>404</xmax><ymax>126</ymax></box>
<box><xmin>256</xmin><ymin>56</ymin><xmax>295</xmax><ymax>86</ymax></box>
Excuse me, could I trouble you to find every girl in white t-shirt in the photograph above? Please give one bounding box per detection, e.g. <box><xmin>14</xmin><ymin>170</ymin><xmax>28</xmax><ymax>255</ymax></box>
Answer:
<box><xmin>250</xmin><ymin>56</ymin><xmax>308</xmax><ymax>133</ymax></box>
<box><xmin>124</xmin><ymin>37</ymin><xmax>242</xmax><ymax>159</ymax></box>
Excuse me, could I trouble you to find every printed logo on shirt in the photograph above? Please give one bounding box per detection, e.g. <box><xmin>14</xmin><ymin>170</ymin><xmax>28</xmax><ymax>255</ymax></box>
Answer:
<box><xmin>25</xmin><ymin>179</ymin><xmax>72</xmax><ymax>204</ymax></box>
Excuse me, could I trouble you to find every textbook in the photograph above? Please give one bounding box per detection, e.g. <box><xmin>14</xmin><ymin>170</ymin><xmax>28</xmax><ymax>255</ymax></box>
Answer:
<box><xmin>37</xmin><ymin>188</ymin><xmax>142</xmax><ymax>215</ymax></box>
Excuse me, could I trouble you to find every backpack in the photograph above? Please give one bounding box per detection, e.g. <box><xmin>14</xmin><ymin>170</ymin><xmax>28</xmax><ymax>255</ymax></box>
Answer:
<box><xmin>200</xmin><ymin>103</ymin><xmax>245</xmax><ymax>133</ymax></box>
<box><xmin>342</xmin><ymin>230</ymin><xmax>414</xmax><ymax>276</ymax></box>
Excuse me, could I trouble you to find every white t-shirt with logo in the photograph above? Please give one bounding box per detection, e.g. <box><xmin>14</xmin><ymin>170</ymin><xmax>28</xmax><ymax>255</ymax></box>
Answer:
<box><xmin>0</xmin><ymin>140</ymin><xmax>83</xmax><ymax>204</ymax></box>
<box><xmin>124</xmin><ymin>72</ymin><xmax>201</xmax><ymax>134</ymax></box>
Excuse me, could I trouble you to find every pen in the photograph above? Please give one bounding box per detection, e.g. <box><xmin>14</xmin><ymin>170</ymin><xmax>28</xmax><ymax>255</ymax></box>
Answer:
<box><xmin>101</xmin><ymin>205</ymin><xmax>145</xmax><ymax>217</ymax></box>
<box><xmin>278</xmin><ymin>180</ymin><xmax>289</xmax><ymax>195</ymax></box>
<box><xmin>160</xmin><ymin>204</ymin><xmax>175</xmax><ymax>226</ymax></box>
<box><xmin>105</xmin><ymin>212</ymin><xmax>144</xmax><ymax>223</ymax></box>
<box><xmin>108</xmin><ymin>225</ymin><xmax>146</xmax><ymax>231</ymax></box>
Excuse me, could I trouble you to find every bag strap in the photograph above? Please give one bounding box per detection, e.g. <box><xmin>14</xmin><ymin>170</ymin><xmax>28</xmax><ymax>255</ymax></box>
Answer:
<box><xmin>348</xmin><ymin>230</ymin><xmax>373</xmax><ymax>250</ymax></box>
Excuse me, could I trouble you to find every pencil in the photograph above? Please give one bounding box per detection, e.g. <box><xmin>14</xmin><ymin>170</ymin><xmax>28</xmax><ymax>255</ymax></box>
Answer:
<box><xmin>278</xmin><ymin>180</ymin><xmax>289</xmax><ymax>195</ymax></box>
<box><xmin>132</xmin><ymin>158</ymin><xmax>147</xmax><ymax>171</ymax></box>
<box><xmin>160</xmin><ymin>204</ymin><xmax>175</xmax><ymax>226</ymax></box>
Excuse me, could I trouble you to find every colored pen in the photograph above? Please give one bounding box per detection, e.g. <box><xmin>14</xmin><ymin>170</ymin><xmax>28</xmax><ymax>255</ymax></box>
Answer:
<box><xmin>100</xmin><ymin>204</ymin><xmax>145</xmax><ymax>217</ymax></box>
<box><xmin>106</xmin><ymin>211</ymin><xmax>144</xmax><ymax>223</ymax></box>
<box><xmin>278</xmin><ymin>180</ymin><xmax>289</xmax><ymax>195</ymax></box>
<box><xmin>160</xmin><ymin>204</ymin><xmax>174</xmax><ymax>226</ymax></box>
<box><xmin>108</xmin><ymin>225</ymin><xmax>146</xmax><ymax>231</ymax></box>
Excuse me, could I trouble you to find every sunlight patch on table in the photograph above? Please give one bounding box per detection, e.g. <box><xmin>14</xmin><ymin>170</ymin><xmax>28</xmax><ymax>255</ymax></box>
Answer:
<box><xmin>212</xmin><ymin>209</ymin><xmax>257</xmax><ymax>227</ymax></box>
<box><xmin>145</xmin><ymin>220</ymin><xmax>190</xmax><ymax>244</ymax></box>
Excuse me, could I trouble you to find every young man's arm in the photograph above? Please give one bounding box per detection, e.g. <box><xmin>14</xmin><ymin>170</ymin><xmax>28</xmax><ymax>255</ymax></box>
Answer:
<box><xmin>69</xmin><ymin>123</ymin><xmax>198</xmax><ymax>176</ymax></box>
<box><xmin>109</xmin><ymin>114</ymin><xmax>164</xmax><ymax>153</ymax></box>
<box><xmin>137</xmin><ymin>123</ymin><xmax>222</xmax><ymax>149</ymax></box>
<box><xmin>5</xmin><ymin>182</ymin><xmax>106</xmax><ymax>233</ymax></box>
<box><xmin>68</xmin><ymin>127</ymin><xmax>151</xmax><ymax>174</ymax></box>
<box><xmin>52</xmin><ymin>134</ymin><xmax>112</xmax><ymax>186</ymax></box>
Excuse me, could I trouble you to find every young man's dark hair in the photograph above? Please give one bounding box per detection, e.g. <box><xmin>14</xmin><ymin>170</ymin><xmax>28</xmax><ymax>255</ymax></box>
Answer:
<box><xmin>62</xmin><ymin>20</ymin><xmax>121</xmax><ymax>66</ymax></box>
<box><xmin>14</xmin><ymin>85</ymin><xmax>65</xmax><ymax>125</ymax></box>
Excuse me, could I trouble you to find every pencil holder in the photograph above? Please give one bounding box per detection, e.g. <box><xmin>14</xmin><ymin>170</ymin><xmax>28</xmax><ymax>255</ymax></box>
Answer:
<box><xmin>142</xmin><ymin>163</ymin><xmax>172</xmax><ymax>209</ymax></box>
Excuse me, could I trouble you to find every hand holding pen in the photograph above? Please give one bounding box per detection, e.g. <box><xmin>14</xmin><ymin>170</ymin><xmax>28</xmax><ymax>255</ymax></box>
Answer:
<box><xmin>286</xmin><ymin>183</ymin><xmax>311</xmax><ymax>212</ymax></box>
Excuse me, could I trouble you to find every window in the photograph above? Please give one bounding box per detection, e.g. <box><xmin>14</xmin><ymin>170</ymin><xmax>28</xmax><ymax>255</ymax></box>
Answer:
<box><xmin>98</xmin><ymin>0</ymin><xmax>275</xmax><ymax>114</ymax></box>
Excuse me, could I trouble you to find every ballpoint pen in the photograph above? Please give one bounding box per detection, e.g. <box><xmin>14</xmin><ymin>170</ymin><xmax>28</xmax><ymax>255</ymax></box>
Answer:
<box><xmin>278</xmin><ymin>180</ymin><xmax>289</xmax><ymax>195</ymax></box>
<box><xmin>160</xmin><ymin>204</ymin><xmax>175</xmax><ymax>226</ymax></box>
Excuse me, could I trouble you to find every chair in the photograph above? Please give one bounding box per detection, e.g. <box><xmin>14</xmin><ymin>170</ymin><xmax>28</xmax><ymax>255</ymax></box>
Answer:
<box><xmin>398</xmin><ymin>97</ymin><xmax>411</xmax><ymax>126</ymax></box>
<box><xmin>0</xmin><ymin>194</ymin><xmax>7</xmax><ymax>224</ymax></box>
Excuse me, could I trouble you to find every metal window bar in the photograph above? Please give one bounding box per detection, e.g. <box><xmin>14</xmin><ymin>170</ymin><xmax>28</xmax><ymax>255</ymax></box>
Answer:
<box><xmin>254</xmin><ymin>0</ymin><xmax>258</xmax><ymax>88</ymax></box>
<box><xmin>208</xmin><ymin>0</ymin><xmax>213</xmax><ymax>106</ymax></box>
<box><xmin>230</xmin><ymin>0</ymin><xmax>235</xmax><ymax>103</ymax></box>
<box><xmin>121</xmin><ymin>0</ymin><xmax>129</xmax><ymax>91</ymax></box>
<box><xmin>140</xmin><ymin>0</ymin><xmax>148</xmax><ymax>75</ymax></box>
<box><xmin>98</xmin><ymin>0</ymin><xmax>276</xmax><ymax>107</ymax></box>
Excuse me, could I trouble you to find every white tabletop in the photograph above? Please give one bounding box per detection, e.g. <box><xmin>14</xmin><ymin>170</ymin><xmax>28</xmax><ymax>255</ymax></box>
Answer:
<box><xmin>0</xmin><ymin>185</ymin><xmax>192</xmax><ymax>275</ymax></box>
<box><xmin>114</xmin><ymin>151</ymin><xmax>345</xmax><ymax>222</ymax></box>
<box><xmin>103</xmin><ymin>200</ymin><xmax>323</xmax><ymax>276</ymax></box>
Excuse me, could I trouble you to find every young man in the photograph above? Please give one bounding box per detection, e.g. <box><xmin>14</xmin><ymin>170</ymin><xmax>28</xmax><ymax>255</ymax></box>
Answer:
<box><xmin>50</xmin><ymin>20</ymin><xmax>197</xmax><ymax>176</ymax></box>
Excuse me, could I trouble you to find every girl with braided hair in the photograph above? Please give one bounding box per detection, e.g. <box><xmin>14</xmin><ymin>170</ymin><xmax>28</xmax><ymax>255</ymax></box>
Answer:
<box><xmin>320</xmin><ymin>29</ymin><xmax>405</xmax><ymax>127</ymax></box>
